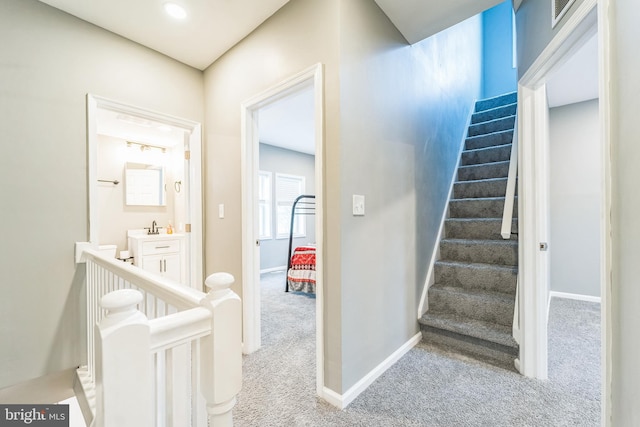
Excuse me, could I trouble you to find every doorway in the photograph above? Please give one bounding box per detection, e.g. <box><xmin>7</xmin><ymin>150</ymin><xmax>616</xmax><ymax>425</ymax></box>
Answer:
<box><xmin>241</xmin><ymin>64</ymin><xmax>325</xmax><ymax>397</ymax></box>
<box><xmin>517</xmin><ymin>0</ymin><xmax>611</xmax><ymax>422</ymax></box>
<box><xmin>87</xmin><ymin>95</ymin><xmax>204</xmax><ymax>289</ymax></box>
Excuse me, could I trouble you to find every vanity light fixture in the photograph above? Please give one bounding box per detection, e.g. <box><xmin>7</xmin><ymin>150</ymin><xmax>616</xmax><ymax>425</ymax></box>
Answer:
<box><xmin>127</xmin><ymin>141</ymin><xmax>167</xmax><ymax>153</ymax></box>
<box><xmin>164</xmin><ymin>2</ymin><xmax>187</xmax><ymax>20</ymax></box>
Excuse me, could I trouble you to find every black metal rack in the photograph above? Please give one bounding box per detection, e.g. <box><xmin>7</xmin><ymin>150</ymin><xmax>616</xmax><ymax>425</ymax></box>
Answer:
<box><xmin>285</xmin><ymin>194</ymin><xmax>315</xmax><ymax>292</ymax></box>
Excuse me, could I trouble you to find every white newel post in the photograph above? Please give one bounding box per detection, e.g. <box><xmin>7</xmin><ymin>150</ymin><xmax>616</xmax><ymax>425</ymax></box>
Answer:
<box><xmin>95</xmin><ymin>289</ymin><xmax>153</xmax><ymax>427</ymax></box>
<box><xmin>200</xmin><ymin>273</ymin><xmax>242</xmax><ymax>427</ymax></box>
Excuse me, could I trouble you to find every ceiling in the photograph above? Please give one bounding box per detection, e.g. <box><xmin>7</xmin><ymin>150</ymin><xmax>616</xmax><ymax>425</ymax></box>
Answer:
<box><xmin>546</xmin><ymin>32</ymin><xmax>599</xmax><ymax>108</ymax></box>
<box><xmin>96</xmin><ymin>108</ymin><xmax>185</xmax><ymax>147</ymax></box>
<box><xmin>259</xmin><ymin>86</ymin><xmax>315</xmax><ymax>155</ymax></box>
<box><xmin>373</xmin><ymin>0</ymin><xmax>503</xmax><ymax>44</ymax></box>
<box><xmin>38</xmin><ymin>0</ymin><xmax>291</xmax><ymax>70</ymax></box>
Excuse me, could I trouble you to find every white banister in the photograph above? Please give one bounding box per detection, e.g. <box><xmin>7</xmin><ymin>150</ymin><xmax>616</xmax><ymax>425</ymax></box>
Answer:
<box><xmin>199</xmin><ymin>273</ymin><xmax>242</xmax><ymax>427</ymax></box>
<box><xmin>77</xmin><ymin>246</ymin><xmax>241</xmax><ymax>427</ymax></box>
<box><xmin>95</xmin><ymin>289</ymin><xmax>153</xmax><ymax>427</ymax></box>
<box><xmin>501</xmin><ymin>111</ymin><xmax>519</xmax><ymax>239</ymax></box>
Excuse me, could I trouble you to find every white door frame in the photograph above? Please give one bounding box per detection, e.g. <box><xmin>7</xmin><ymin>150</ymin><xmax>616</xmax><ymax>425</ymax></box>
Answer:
<box><xmin>517</xmin><ymin>0</ymin><xmax>612</xmax><ymax>423</ymax></box>
<box><xmin>240</xmin><ymin>63</ymin><xmax>325</xmax><ymax>396</ymax></box>
<box><xmin>86</xmin><ymin>94</ymin><xmax>204</xmax><ymax>289</ymax></box>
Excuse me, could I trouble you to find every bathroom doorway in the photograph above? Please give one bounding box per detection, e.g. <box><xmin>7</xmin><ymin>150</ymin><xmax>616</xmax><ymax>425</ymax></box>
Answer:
<box><xmin>86</xmin><ymin>95</ymin><xmax>204</xmax><ymax>289</ymax></box>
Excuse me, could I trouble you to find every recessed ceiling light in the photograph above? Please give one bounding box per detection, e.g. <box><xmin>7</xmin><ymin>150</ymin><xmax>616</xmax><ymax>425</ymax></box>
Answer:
<box><xmin>164</xmin><ymin>2</ymin><xmax>187</xmax><ymax>20</ymax></box>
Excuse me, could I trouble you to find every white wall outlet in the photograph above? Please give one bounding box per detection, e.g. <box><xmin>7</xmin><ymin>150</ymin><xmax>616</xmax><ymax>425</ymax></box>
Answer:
<box><xmin>218</xmin><ymin>203</ymin><xmax>225</xmax><ymax>219</ymax></box>
<box><xmin>353</xmin><ymin>194</ymin><xmax>365</xmax><ymax>216</ymax></box>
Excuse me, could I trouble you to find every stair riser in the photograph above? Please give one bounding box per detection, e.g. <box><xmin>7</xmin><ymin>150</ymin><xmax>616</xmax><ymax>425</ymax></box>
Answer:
<box><xmin>445</xmin><ymin>219</ymin><xmax>518</xmax><ymax>240</ymax></box>
<box><xmin>440</xmin><ymin>241</ymin><xmax>518</xmax><ymax>266</ymax></box>
<box><xmin>420</xmin><ymin>328</ymin><xmax>517</xmax><ymax>371</ymax></box>
<box><xmin>465</xmin><ymin>130</ymin><xmax>513</xmax><ymax>150</ymax></box>
<box><xmin>468</xmin><ymin>116</ymin><xmax>515</xmax><ymax>137</ymax></box>
<box><xmin>449</xmin><ymin>198</ymin><xmax>518</xmax><ymax>219</ymax></box>
<box><xmin>471</xmin><ymin>103</ymin><xmax>517</xmax><ymax>124</ymax></box>
<box><xmin>461</xmin><ymin>144</ymin><xmax>511</xmax><ymax>166</ymax></box>
<box><xmin>429</xmin><ymin>288</ymin><xmax>515</xmax><ymax>326</ymax></box>
<box><xmin>475</xmin><ymin>93</ymin><xmax>517</xmax><ymax>112</ymax></box>
<box><xmin>454</xmin><ymin>179</ymin><xmax>512</xmax><ymax>199</ymax></box>
<box><xmin>458</xmin><ymin>161</ymin><xmax>509</xmax><ymax>181</ymax></box>
<box><xmin>434</xmin><ymin>262</ymin><xmax>517</xmax><ymax>294</ymax></box>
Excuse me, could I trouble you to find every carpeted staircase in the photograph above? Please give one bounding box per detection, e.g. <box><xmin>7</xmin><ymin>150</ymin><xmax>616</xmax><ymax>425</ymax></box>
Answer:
<box><xmin>419</xmin><ymin>92</ymin><xmax>519</xmax><ymax>371</ymax></box>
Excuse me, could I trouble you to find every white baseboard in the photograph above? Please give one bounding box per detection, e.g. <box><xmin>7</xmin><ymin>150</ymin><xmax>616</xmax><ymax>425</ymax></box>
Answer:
<box><xmin>260</xmin><ymin>266</ymin><xmax>287</xmax><ymax>274</ymax></box>
<box><xmin>550</xmin><ymin>291</ymin><xmax>601</xmax><ymax>303</ymax></box>
<box><xmin>322</xmin><ymin>332</ymin><xmax>422</xmax><ymax>409</ymax></box>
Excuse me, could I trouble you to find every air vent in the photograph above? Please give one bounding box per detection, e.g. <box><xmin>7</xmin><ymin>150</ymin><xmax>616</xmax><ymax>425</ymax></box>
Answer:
<box><xmin>552</xmin><ymin>0</ymin><xmax>577</xmax><ymax>28</ymax></box>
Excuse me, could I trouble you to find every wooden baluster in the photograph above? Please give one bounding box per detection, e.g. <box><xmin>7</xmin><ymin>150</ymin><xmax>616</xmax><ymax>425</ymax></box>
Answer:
<box><xmin>199</xmin><ymin>273</ymin><xmax>242</xmax><ymax>427</ymax></box>
<box><xmin>94</xmin><ymin>289</ymin><xmax>153</xmax><ymax>427</ymax></box>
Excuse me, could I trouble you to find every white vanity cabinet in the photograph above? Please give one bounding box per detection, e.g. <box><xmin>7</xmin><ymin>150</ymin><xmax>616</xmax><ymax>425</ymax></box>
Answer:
<box><xmin>129</xmin><ymin>234</ymin><xmax>185</xmax><ymax>284</ymax></box>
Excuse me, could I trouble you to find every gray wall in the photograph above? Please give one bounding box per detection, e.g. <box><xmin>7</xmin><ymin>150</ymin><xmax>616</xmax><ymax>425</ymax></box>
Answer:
<box><xmin>482</xmin><ymin>0</ymin><xmax>518</xmax><ymax>98</ymax></box>
<box><xmin>259</xmin><ymin>144</ymin><xmax>316</xmax><ymax>271</ymax></box>
<box><xmin>203</xmin><ymin>0</ymin><xmax>344</xmax><ymax>392</ymax></box>
<box><xmin>610</xmin><ymin>0</ymin><xmax>640</xmax><ymax>423</ymax></box>
<box><xmin>338</xmin><ymin>0</ymin><xmax>482</xmax><ymax>391</ymax></box>
<box><xmin>0</xmin><ymin>0</ymin><xmax>204</xmax><ymax>388</ymax></box>
<box><xmin>516</xmin><ymin>0</ymin><xmax>589</xmax><ymax>77</ymax></box>
<box><xmin>204</xmin><ymin>0</ymin><xmax>482</xmax><ymax>394</ymax></box>
<box><xmin>549</xmin><ymin>100</ymin><xmax>600</xmax><ymax>298</ymax></box>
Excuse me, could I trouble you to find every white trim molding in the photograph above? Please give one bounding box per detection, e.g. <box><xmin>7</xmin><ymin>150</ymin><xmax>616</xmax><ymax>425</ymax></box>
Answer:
<box><xmin>322</xmin><ymin>333</ymin><xmax>422</xmax><ymax>409</ymax></box>
<box><xmin>549</xmin><ymin>291</ymin><xmax>601</xmax><ymax>303</ymax></box>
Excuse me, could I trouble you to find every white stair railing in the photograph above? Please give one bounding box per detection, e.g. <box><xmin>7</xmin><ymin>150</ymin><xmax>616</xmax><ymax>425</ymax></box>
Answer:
<box><xmin>501</xmin><ymin>111</ymin><xmax>518</xmax><ymax>240</ymax></box>
<box><xmin>501</xmin><ymin>112</ymin><xmax>521</xmax><ymax>351</ymax></box>
<box><xmin>78</xmin><ymin>248</ymin><xmax>241</xmax><ymax>427</ymax></box>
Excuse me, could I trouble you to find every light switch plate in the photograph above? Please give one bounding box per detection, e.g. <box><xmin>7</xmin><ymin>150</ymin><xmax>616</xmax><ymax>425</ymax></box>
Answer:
<box><xmin>218</xmin><ymin>203</ymin><xmax>225</xmax><ymax>219</ymax></box>
<box><xmin>353</xmin><ymin>194</ymin><xmax>365</xmax><ymax>216</ymax></box>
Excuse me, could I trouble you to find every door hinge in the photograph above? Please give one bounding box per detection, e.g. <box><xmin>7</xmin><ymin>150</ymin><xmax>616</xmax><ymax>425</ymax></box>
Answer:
<box><xmin>185</xmin><ymin>224</ymin><xmax>191</xmax><ymax>233</ymax></box>
<box><xmin>184</xmin><ymin>150</ymin><xmax>191</xmax><ymax>160</ymax></box>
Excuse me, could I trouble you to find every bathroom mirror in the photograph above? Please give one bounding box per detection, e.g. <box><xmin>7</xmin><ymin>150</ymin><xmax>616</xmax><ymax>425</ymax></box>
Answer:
<box><xmin>125</xmin><ymin>162</ymin><xmax>166</xmax><ymax>206</ymax></box>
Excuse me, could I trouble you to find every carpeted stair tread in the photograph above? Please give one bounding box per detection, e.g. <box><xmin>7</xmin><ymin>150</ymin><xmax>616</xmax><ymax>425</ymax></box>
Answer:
<box><xmin>421</xmin><ymin>92</ymin><xmax>518</xmax><ymax>369</ymax></box>
<box><xmin>428</xmin><ymin>285</ymin><xmax>515</xmax><ymax>327</ymax></box>
<box><xmin>465</xmin><ymin>129</ymin><xmax>514</xmax><ymax>150</ymax></box>
<box><xmin>468</xmin><ymin>115</ymin><xmax>515</xmax><ymax>137</ymax></box>
<box><xmin>419</xmin><ymin>311</ymin><xmax>518</xmax><ymax>350</ymax></box>
<box><xmin>475</xmin><ymin>92</ymin><xmax>517</xmax><ymax>112</ymax></box>
<box><xmin>454</xmin><ymin>177</ymin><xmax>511</xmax><ymax>199</ymax></box>
<box><xmin>461</xmin><ymin>143</ymin><xmax>512</xmax><ymax>166</ymax></box>
<box><xmin>434</xmin><ymin>260</ymin><xmax>517</xmax><ymax>294</ymax></box>
<box><xmin>471</xmin><ymin>102</ymin><xmax>517</xmax><ymax>124</ymax></box>
<box><xmin>449</xmin><ymin>196</ymin><xmax>518</xmax><ymax>219</ymax></box>
<box><xmin>440</xmin><ymin>238</ymin><xmax>518</xmax><ymax>266</ymax></box>
<box><xmin>445</xmin><ymin>217</ymin><xmax>518</xmax><ymax>240</ymax></box>
<box><xmin>458</xmin><ymin>160</ymin><xmax>510</xmax><ymax>181</ymax></box>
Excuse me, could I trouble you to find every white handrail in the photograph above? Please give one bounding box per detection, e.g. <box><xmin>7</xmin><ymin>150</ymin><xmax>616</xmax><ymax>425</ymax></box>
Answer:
<box><xmin>501</xmin><ymin>112</ymin><xmax>518</xmax><ymax>239</ymax></box>
<box><xmin>83</xmin><ymin>248</ymin><xmax>205</xmax><ymax>309</ymax></box>
<box><xmin>78</xmin><ymin>247</ymin><xmax>241</xmax><ymax>427</ymax></box>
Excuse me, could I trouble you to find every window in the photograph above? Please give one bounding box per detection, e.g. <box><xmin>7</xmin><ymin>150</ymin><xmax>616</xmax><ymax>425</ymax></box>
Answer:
<box><xmin>275</xmin><ymin>173</ymin><xmax>305</xmax><ymax>238</ymax></box>
<box><xmin>258</xmin><ymin>171</ymin><xmax>272</xmax><ymax>240</ymax></box>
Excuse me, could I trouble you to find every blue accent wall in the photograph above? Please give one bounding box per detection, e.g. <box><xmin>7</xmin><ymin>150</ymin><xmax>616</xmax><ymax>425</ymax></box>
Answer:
<box><xmin>482</xmin><ymin>0</ymin><xmax>518</xmax><ymax>98</ymax></box>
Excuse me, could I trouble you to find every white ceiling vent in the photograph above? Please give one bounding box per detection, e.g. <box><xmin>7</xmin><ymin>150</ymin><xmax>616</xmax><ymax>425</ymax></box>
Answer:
<box><xmin>552</xmin><ymin>0</ymin><xmax>577</xmax><ymax>28</ymax></box>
